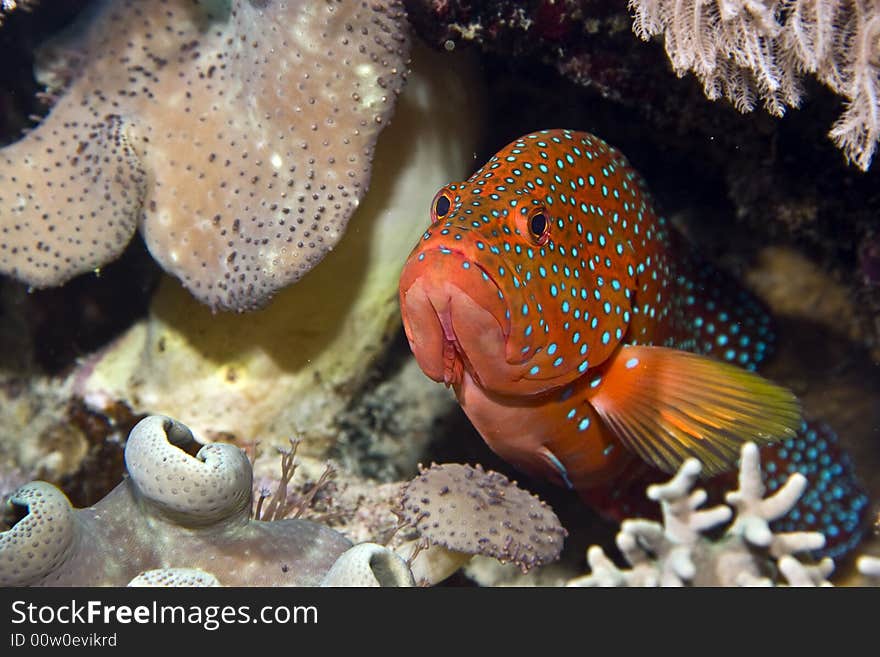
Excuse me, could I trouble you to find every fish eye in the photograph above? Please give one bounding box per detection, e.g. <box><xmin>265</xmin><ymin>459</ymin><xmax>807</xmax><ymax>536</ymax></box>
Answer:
<box><xmin>435</xmin><ymin>195</ymin><xmax>451</xmax><ymax>217</ymax></box>
<box><xmin>527</xmin><ymin>207</ymin><xmax>550</xmax><ymax>245</ymax></box>
<box><xmin>430</xmin><ymin>188</ymin><xmax>453</xmax><ymax>225</ymax></box>
<box><xmin>530</xmin><ymin>212</ymin><xmax>547</xmax><ymax>237</ymax></box>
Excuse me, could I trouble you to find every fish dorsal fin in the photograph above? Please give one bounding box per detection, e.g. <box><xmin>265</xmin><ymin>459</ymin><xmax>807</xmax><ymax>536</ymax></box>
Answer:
<box><xmin>586</xmin><ymin>345</ymin><xmax>801</xmax><ymax>476</ymax></box>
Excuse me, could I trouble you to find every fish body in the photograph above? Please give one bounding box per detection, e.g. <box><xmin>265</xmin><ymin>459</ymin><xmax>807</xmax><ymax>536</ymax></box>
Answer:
<box><xmin>399</xmin><ymin>129</ymin><xmax>868</xmax><ymax>556</ymax></box>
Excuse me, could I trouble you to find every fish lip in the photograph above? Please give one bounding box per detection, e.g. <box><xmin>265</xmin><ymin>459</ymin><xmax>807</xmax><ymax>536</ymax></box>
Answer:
<box><xmin>433</xmin><ymin>305</ymin><xmax>468</xmax><ymax>386</ymax></box>
<box><xmin>406</xmin><ymin>246</ymin><xmax>510</xmax><ymax>339</ymax></box>
<box><xmin>400</xmin><ymin>245</ymin><xmax>511</xmax><ymax>388</ymax></box>
<box><xmin>410</xmin><ymin>284</ymin><xmax>472</xmax><ymax>388</ymax></box>
<box><xmin>407</xmin><ymin>249</ymin><xmax>544</xmax><ymax>371</ymax></box>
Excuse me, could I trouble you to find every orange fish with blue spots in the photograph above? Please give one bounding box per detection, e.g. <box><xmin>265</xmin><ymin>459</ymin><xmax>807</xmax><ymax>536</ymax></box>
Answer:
<box><xmin>399</xmin><ymin>129</ymin><xmax>868</xmax><ymax>556</ymax></box>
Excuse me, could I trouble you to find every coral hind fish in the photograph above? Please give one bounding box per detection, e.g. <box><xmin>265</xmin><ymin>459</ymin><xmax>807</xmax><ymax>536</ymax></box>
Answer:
<box><xmin>399</xmin><ymin>129</ymin><xmax>868</xmax><ymax>557</ymax></box>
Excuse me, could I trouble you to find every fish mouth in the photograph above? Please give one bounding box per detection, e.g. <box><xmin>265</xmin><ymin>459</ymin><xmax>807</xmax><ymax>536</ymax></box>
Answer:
<box><xmin>433</xmin><ymin>297</ymin><xmax>470</xmax><ymax>386</ymax></box>
<box><xmin>399</xmin><ymin>247</ymin><xmax>509</xmax><ymax>388</ymax></box>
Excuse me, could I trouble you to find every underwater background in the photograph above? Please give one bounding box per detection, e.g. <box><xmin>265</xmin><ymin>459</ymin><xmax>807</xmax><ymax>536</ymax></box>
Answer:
<box><xmin>0</xmin><ymin>0</ymin><xmax>878</xmax><ymax>587</ymax></box>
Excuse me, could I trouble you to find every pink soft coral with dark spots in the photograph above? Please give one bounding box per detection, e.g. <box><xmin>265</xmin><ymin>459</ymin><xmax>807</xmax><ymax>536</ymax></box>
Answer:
<box><xmin>0</xmin><ymin>0</ymin><xmax>410</xmax><ymax>310</ymax></box>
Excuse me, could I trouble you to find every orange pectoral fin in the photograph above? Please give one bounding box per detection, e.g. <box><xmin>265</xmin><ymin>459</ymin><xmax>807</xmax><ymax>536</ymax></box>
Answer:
<box><xmin>585</xmin><ymin>345</ymin><xmax>802</xmax><ymax>476</ymax></box>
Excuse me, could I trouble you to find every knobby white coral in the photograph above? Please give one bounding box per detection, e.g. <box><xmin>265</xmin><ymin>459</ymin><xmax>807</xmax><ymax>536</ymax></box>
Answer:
<box><xmin>567</xmin><ymin>443</ymin><xmax>834</xmax><ymax>586</ymax></box>
<box><xmin>629</xmin><ymin>0</ymin><xmax>880</xmax><ymax>170</ymax></box>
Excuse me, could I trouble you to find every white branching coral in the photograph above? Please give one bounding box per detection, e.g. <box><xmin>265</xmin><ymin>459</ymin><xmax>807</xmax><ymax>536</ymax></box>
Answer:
<box><xmin>628</xmin><ymin>0</ymin><xmax>880</xmax><ymax>171</ymax></box>
<box><xmin>567</xmin><ymin>443</ymin><xmax>835</xmax><ymax>587</ymax></box>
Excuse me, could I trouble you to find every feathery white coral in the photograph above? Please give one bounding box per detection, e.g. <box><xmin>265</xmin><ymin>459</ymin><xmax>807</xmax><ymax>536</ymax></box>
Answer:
<box><xmin>567</xmin><ymin>442</ymin><xmax>833</xmax><ymax>587</ymax></box>
<box><xmin>826</xmin><ymin>5</ymin><xmax>880</xmax><ymax>171</ymax></box>
<box><xmin>628</xmin><ymin>0</ymin><xmax>880</xmax><ymax>170</ymax></box>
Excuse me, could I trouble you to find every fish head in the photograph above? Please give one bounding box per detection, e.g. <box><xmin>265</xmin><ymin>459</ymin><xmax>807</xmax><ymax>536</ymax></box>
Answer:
<box><xmin>399</xmin><ymin>131</ymin><xmax>635</xmax><ymax>396</ymax></box>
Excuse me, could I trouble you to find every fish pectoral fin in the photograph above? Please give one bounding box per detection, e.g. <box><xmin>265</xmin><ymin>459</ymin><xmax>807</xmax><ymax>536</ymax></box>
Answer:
<box><xmin>586</xmin><ymin>345</ymin><xmax>802</xmax><ymax>476</ymax></box>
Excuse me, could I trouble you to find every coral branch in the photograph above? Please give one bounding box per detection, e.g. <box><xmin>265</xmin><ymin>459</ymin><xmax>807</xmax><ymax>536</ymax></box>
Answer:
<box><xmin>568</xmin><ymin>441</ymin><xmax>836</xmax><ymax>586</ymax></box>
